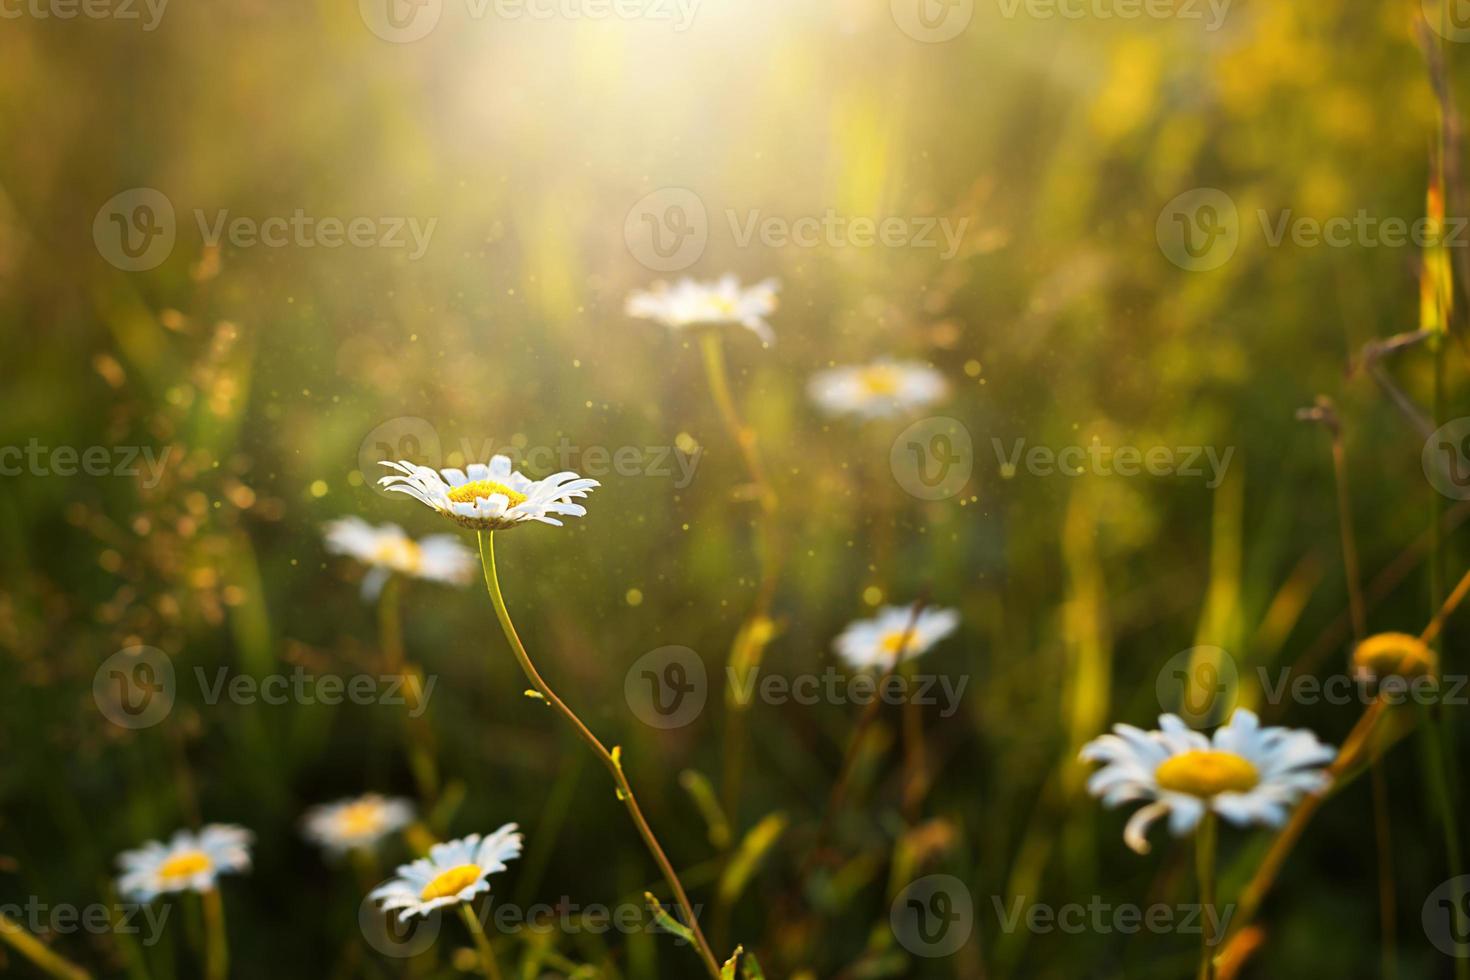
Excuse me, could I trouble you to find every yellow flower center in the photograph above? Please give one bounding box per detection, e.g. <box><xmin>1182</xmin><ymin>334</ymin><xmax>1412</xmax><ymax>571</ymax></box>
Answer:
<box><xmin>371</xmin><ymin>537</ymin><xmax>422</xmax><ymax>573</ymax></box>
<box><xmin>446</xmin><ymin>480</ymin><xmax>528</xmax><ymax>508</ymax></box>
<box><xmin>879</xmin><ymin>631</ymin><xmax>913</xmax><ymax>656</ymax></box>
<box><xmin>157</xmin><ymin>851</ymin><xmax>213</xmax><ymax>881</ymax></box>
<box><xmin>1154</xmin><ymin>750</ymin><xmax>1259</xmax><ymax>797</ymax></box>
<box><xmin>419</xmin><ymin>864</ymin><xmax>484</xmax><ymax>902</ymax></box>
<box><xmin>336</xmin><ymin>801</ymin><xmax>384</xmax><ymax>838</ymax></box>
<box><xmin>1353</xmin><ymin>631</ymin><xmax>1436</xmax><ymax>681</ymax></box>
<box><xmin>858</xmin><ymin>366</ymin><xmax>900</xmax><ymax>396</ymax></box>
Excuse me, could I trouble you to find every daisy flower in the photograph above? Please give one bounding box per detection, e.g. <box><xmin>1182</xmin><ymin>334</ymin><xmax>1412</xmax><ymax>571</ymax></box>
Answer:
<box><xmin>1079</xmin><ymin>709</ymin><xmax>1336</xmax><ymax>855</ymax></box>
<box><xmin>369</xmin><ymin>826</ymin><xmax>523</xmax><ymax>922</ymax></box>
<box><xmin>117</xmin><ymin>825</ymin><xmax>253</xmax><ymax>901</ymax></box>
<box><xmin>834</xmin><ymin>605</ymin><xmax>960</xmax><ymax>671</ymax></box>
<box><xmin>808</xmin><ymin>359</ymin><xmax>948</xmax><ymax>420</ymax></box>
<box><xmin>303</xmin><ymin>794</ymin><xmax>415</xmax><ymax>855</ymax></box>
<box><xmin>625</xmin><ymin>275</ymin><xmax>779</xmax><ymax>345</ymax></box>
<box><xmin>378</xmin><ymin>455</ymin><xmax>598</xmax><ymax>532</ymax></box>
<box><xmin>323</xmin><ymin>517</ymin><xmax>476</xmax><ymax>600</ymax></box>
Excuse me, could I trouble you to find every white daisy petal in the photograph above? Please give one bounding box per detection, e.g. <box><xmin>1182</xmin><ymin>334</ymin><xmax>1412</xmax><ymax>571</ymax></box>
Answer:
<box><xmin>626</xmin><ymin>276</ymin><xmax>780</xmax><ymax>345</ymax></box>
<box><xmin>1080</xmin><ymin>708</ymin><xmax>1336</xmax><ymax>855</ymax></box>
<box><xmin>378</xmin><ymin>458</ymin><xmax>597</xmax><ymax>532</ymax></box>
<box><xmin>116</xmin><ymin>824</ymin><xmax>254</xmax><ymax>901</ymax></box>
<box><xmin>807</xmin><ymin>359</ymin><xmax>948</xmax><ymax>420</ymax></box>
<box><xmin>371</xmin><ymin>830</ymin><xmax>522</xmax><ymax>923</ymax></box>
<box><xmin>832</xmin><ymin>604</ymin><xmax>961</xmax><ymax>671</ymax></box>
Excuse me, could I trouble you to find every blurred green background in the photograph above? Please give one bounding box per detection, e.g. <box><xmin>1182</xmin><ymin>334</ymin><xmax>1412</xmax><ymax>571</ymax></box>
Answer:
<box><xmin>2</xmin><ymin>0</ymin><xmax>1469</xmax><ymax>976</ymax></box>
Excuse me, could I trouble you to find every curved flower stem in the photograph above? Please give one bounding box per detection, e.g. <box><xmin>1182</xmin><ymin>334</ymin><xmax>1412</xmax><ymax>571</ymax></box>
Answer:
<box><xmin>459</xmin><ymin>904</ymin><xmax>504</xmax><ymax>980</ymax></box>
<box><xmin>1196</xmin><ymin>813</ymin><xmax>1218</xmax><ymax>980</ymax></box>
<box><xmin>476</xmin><ymin>531</ymin><xmax>721</xmax><ymax>979</ymax></box>
<box><xmin>0</xmin><ymin>910</ymin><xmax>92</xmax><ymax>980</ymax></box>
<box><xmin>200</xmin><ymin>888</ymin><xmax>228</xmax><ymax>980</ymax></box>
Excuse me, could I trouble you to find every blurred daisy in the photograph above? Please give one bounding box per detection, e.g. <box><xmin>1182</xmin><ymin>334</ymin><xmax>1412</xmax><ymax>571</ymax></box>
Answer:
<box><xmin>379</xmin><ymin>456</ymin><xmax>598</xmax><ymax>532</ymax></box>
<box><xmin>834</xmin><ymin>605</ymin><xmax>960</xmax><ymax>670</ymax></box>
<box><xmin>808</xmin><ymin>359</ymin><xmax>948</xmax><ymax>419</ymax></box>
<box><xmin>303</xmin><ymin>794</ymin><xmax>415</xmax><ymax>855</ymax></box>
<box><xmin>323</xmin><ymin>517</ymin><xmax>476</xmax><ymax>600</ymax></box>
<box><xmin>625</xmin><ymin>275</ymin><xmax>779</xmax><ymax>345</ymax></box>
<box><xmin>117</xmin><ymin>825</ymin><xmax>253</xmax><ymax>901</ymax></box>
<box><xmin>370</xmin><ymin>825</ymin><xmax>523</xmax><ymax>922</ymax></box>
<box><xmin>1079</xmin><ymin>709</ymin><xmax>1335</xmax><ymax>855</ymax></box>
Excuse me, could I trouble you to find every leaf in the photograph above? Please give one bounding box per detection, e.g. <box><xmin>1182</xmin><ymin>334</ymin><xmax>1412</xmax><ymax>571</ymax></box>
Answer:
<box><xmin>721</xmin><ymin>946</ymin><xmax>742</xmax><ymax>980</ymax></box>
<box><xmin>679</xmin><ymin>769</ymin><xmax>732</xmax><ymax>850</ymax></box>
<box><xmin>643</xmin><ymin>891</ymin><xmax>695</xmax><ymax>946</ymax></box>
<box><xmin>740</xmin><ymin>950</ymin><xmax>767</xmax><ymax>980</ymax></box>
<box><xmin>718</xmin><ymin>812</ymin><xmax>788</xmax><ymax>905</ymax></box>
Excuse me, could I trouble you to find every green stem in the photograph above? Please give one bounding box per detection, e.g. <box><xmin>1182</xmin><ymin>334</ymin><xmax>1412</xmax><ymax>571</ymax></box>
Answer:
<box><xmin>1196</xmin><ymin>813</ymin><xmax>1218</xmax><ymax>980</ymax></box>
<box><xmin>0</xmin><ymin>911</ymin><xmax>92</xmax><ymax>980</ymax></box>
<box><xmin>200</xmin><ymin>889</ymin><xmax>227</xmax><ymax>980</ymax></box>
<box><xmin>698</xmin><ymin>331</ymin><xmax>781</xmax><ymax>825</ymax></box>
<box><xmin>459</xmin><ymin>904</ymin><xmax>503</xmax><ymax>980</ymax></box>
<box><xmin>476</xmin><ymin>531</ymin><xmax>721</xmax><ymax>979</ymax></box>
<box><xmin>379</xmin><ymin>576</ymin><xmax>440</xmax><ymax>809</ymax></box>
